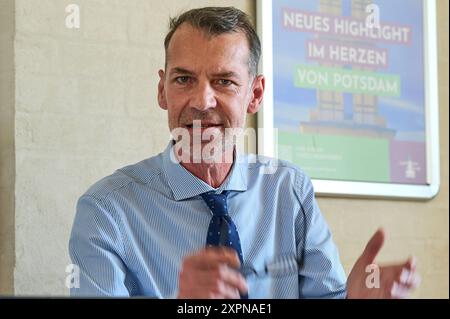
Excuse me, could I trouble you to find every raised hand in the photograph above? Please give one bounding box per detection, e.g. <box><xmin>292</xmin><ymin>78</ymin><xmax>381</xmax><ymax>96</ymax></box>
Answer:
<box><xmin>347</xmin><ymin>229</ymin><xmax>421</xmax><ymax>299</ymax></box>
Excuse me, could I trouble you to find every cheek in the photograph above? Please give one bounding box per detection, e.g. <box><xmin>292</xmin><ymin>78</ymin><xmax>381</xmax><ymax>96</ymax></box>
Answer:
<box><xmin>223</xmin><ymin>105</ymin><xmax>246</xmax><ymax>127</ymax></box>
<box><xmin>166</xmin><ymin>91</ymin><xmax>186</xmax><ymax>120</ymax></box>
<box><xmin>166</xmin><ymin>89</ymin><xmax>181</xmax><ymax>107</ymax></box>
<box><xmin>168</xmin><ymin>108</ymin><xmax>183</xmax><ymax>129</ymax></box>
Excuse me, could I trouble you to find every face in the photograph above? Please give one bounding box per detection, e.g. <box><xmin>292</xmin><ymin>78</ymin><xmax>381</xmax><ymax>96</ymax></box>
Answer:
<box><xmin>158</xmin><ymin>23</ymin><xmax>264</xmax><ymax>159</ymax></box>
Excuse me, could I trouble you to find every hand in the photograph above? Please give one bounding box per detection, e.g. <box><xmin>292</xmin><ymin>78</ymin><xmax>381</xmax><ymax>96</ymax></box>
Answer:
<box><xmin>347</xmin><ymin>229</ymin><xmax>421</xmax><ymax>299</ymax></box>
<box><xmin>177</xmin><ymin>247</ymin><xmax>248</xmax><ymax>299</ymax></box>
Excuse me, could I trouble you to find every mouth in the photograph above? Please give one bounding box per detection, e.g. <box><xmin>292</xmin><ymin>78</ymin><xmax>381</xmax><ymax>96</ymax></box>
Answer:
<box><xmin>184</xmin><ymin>123</ymin><xmax>224</xmax><ymax>129</ymax></box>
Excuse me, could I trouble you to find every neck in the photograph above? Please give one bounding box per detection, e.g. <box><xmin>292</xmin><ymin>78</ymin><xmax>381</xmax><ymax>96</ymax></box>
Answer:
<box><xmin>177</xmin><ymin>147</ymin><xmax>235</xmax><ymax>188</ymax></box>
<box><xmin>181</xmin><ymin>161</ymin><xmax>233</xmax><ymax>188</ymax></box>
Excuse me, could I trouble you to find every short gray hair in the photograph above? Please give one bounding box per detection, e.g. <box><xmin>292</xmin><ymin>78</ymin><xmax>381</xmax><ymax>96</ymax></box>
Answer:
<box><xmin>164</xmin><ymin>7</ymin><xmax>261</xmax><ymax>76</ymax></box>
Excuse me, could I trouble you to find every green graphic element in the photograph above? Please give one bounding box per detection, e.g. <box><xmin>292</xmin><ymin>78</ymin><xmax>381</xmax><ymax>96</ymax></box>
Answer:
<box><xmin>278</xmin><ymin>132</ymin><xmax>390</xmax><ymax>182</ymax></box>
<box><xmin>294</xmin><ymin>64</ymin><xmax>401</xmax><ymax>97</ymax></box>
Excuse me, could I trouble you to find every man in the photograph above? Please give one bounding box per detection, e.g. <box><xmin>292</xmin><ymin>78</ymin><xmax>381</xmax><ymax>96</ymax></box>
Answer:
<box><xmin>69</xmin><ymin>7</ymin><xmax>420</xmax><ymax>298</ymax></box>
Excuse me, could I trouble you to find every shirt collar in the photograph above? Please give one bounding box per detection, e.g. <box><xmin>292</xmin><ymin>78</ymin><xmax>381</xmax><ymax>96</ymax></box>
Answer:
<box><xmin>162</xmin><ymin>141</ymin><xmax>248</xmax><ymax>201</ymax></box>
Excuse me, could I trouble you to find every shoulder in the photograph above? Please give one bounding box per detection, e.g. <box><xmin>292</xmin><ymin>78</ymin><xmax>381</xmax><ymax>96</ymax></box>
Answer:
<box><xmin>245</xmin><ymin>154</ymin><xmax>311</xmax><ymax>182</ymax></box>
<box><xmin>82</xmin><ymin>152</ymin><xmax>164</xmax><ymax>202</ymax></box>
<box><xmin>242</xmin><ymin>154</ymin><xmax>315</xmax><ymax>201</ymax></box>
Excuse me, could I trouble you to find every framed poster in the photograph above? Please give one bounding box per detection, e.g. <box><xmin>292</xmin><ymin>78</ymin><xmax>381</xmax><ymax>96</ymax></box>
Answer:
<box><xmin>257</xmin><ymin>0</ymin><xmax>440</xmax><ymax>199</ymax></box>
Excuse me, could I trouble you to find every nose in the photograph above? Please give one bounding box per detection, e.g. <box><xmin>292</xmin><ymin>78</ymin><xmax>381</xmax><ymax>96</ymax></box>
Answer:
<box><xmin>190</xmin><ymin>81</ymin><xmax>217</xmax><ymax>111</ymax></box>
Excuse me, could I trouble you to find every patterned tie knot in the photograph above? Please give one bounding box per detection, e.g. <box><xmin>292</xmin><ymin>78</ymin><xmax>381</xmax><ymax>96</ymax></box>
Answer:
<box><xmin>200</xmin><ymin>191</ymin><xmax>230</xmax><ymax>217</ymax></box>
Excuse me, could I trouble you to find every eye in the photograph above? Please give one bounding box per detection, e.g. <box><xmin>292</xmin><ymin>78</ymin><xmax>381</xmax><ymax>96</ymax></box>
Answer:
<box><xmin>216</xmin><ymin>79</ymin><xmax>233</xmax><ymax>86</ymax></box>
<box><xmin>175</xmin><ymin>76</ymin><xmax>191</xmax><ymax>84</ymax></box>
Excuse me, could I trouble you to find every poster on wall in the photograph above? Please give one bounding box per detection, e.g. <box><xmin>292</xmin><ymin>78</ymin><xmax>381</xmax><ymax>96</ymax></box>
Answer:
<box><xmin>257</xmin><ymin>0</ymin><xmax>440</xmax><ymax>199</ymax></box>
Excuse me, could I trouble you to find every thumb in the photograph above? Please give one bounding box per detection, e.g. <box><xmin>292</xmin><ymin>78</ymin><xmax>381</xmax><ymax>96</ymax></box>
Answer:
<box><xmin>360</xmin><ymin>228</ymin><xmax>385</xmax><ymax>264</ymax></box>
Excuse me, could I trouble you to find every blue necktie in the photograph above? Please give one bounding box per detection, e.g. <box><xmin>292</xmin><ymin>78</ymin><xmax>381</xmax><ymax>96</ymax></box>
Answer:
<box><xmin>201</xmin><ymin>190</ymin><xmax>248</xmax><ymax>299</ymax></box>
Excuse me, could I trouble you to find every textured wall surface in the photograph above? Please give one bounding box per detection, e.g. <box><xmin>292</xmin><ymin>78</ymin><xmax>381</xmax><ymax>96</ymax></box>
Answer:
<box><xmin>0</xmin><ymin>0</ymin><xmax>15</xmax><ymax>295</ymax></box>
<box><xmin>1</xmin><ymin>0</ymin><xmax>447</xmax><ymax>298</ymax></box>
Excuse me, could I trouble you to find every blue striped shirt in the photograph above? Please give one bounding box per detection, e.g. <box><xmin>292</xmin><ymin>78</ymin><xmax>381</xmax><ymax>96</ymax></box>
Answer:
<box><xmin>69</xmin><ymin>142</ymin><xmax>347</xmax><ymax>298</ymax></box>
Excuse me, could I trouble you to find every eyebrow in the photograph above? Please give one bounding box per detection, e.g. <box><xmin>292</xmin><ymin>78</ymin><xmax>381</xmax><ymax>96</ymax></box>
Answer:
<box><xmin>212</xmin><ymin>71</ymin><xmax>239</xmax><ymax>78</ymax></box>
<box><xmin>170</xmin><ymin>67</ymin><xmax>239</xmax><ymax>78</ymax></box>
<box><xmin>170</xmin><ymin>67</ymin><xmax>195</xmax><ymax>76</ymax></box>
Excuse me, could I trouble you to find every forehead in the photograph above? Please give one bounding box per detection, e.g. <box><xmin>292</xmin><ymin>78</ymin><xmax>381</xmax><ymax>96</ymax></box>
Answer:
<box><xmin>166</xmin><ymin>24</ymin><xmax>251</xmax><ymax>74</ymax></box>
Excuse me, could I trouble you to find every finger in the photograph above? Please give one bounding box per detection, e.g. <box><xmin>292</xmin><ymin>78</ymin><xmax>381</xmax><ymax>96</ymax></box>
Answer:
<box><xmin>399</xmin><ymin>269</ymin><xmax>421</xmax><ymax>289</ymax></box>
<box><xmin>178</xmin><ymin>266</ymin><xmax>243</xmax><ymax>299</ymax></box>
<box><xmin>403</xmin><ymin>256</ymin><xmax>417</xmax><ymax>271</ymax></box>
<box><xmin>212</xmin><ymin>264</ymin><xmax>248</xmax><ymax>295</ymax></box>
<box><xmin>390</xmin><ymin>282</ymin><xmax>414</xmax><ymax>299</ymax></box>
<box><xmin>198</xmin><ymin>277</ymin><xmax>238</xmax><ymax>299</ymax></box>
<box><xmin>187</xmin><ymin>247</ymin><xmax>241</xmax><ymax>269</ymax></box>
<box><xmin>210</xmin><ymin>280</ymin><xmax>241</xmax><ymax>299</ymax></box>
<box><xmin>205</xmin><ymin>246</ymin><xmax>242</xmax><ymax>269</ymax></box>
<box><xmin>184</xmin><ymin>261</ymin><xmax>248</xmax><ymax>296</ymax></box>
<box><xmin>187</xmin><ymin>265</ymin><xmax>247</xmax><ymax>293</ymax></box>
<box><xmin>199</xmin><ymin>265</ymin><xmax>247</xmax><ymax>298</ymax></box>
<box><xmin>361</xmin><ymin>228</ymin><xmax>385</xmax><ymax>264</ymax></box>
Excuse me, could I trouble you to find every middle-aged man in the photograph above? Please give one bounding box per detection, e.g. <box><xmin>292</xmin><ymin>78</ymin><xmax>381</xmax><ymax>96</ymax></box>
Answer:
<box><xmin>69</xmin><ymin>7</ymin><xmax>420</xmax><ymax>298</ymax></box>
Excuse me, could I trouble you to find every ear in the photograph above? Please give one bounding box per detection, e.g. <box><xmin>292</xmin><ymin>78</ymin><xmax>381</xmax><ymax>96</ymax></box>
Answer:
<box><xmin>247</xmin><ymin>75</ymin><xmax>265</xmax><ymax>114</ymax></box>
<box><xmin>158</xmin><ymin>69</ymin><xmax>168</xmax><ymax>110</ymax></box>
